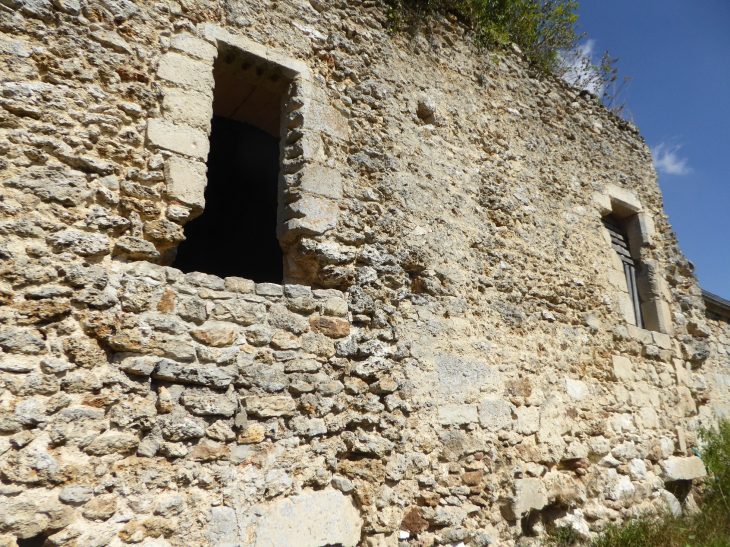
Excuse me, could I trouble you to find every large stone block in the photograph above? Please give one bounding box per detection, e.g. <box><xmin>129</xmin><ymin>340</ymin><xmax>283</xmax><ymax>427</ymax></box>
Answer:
<box><xmin>162</xmin><ymin>88</ymin><xmax>213</xmax><ymax>132</ymax></box>
<box><xmin>288</xmin><ymin>163</ymin><xmax>343</xmax><ymax>199</ymax></box>
<box><xmin>253</xmin><ymin>489</ymin><xmax>362</xmax><ymax>547</ymax></box>
<box><xmin>509</xmin><ymin>478</ymin><xmax>547</xmax><ymax>520</ymax></box>
<box><xmin>164</xmin><ymin>156</ymin><xmax>207</xmax><ymax>209</ymax></box>
<box><xmin>147</xmin><ymin>119</ymin><xmax>209</xmax><ymax>160</ymax></box>
<box><xmin>437</xmin><ymin>404</ymin><xmax>478</xmax><ymax>426</ymax></box>
<box><xmin>612</xmin><ymin>355</ymin><xmax>634</xmax><ymax>382</ymax></box>
<box><xmin>662</xmin><ymin>456</ymin><xmax>707</xmax><ymax>481</ymax></box>
<box><xmin>157</xmin><ymin>52</ymin><xmax>214</xmax><ymax>94</ymax></box>
<box><xmin>281</xmin><ymin>195</ymin><xmax>338</xmax><ymax>241</ymax></box>
<box><xmin>170</xmin><ymin>32</ymin><xmax>217</xmax><ymax>62</ymax></box>
<box><xmin>478</xmin><ymin>399</ymin><xmax>513</xmax><ymax>431</ymax></box>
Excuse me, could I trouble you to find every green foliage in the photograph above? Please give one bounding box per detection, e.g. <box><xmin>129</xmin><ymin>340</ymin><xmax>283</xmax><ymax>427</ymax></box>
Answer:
<box><xmin>547</xmin><ymin>419</ymin><xmax>730</xmax><ymax>547</ymax></box>
<box><xmin>389</xmin><ymin>0</ymin><xmax>582</xmax><ymax>73</ymax></box>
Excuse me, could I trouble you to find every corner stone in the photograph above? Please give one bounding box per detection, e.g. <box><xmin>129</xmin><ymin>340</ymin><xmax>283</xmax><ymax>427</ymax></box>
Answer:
<box><xmin>147</xmin><ymin>119</ymin><xmax>209</xmax><ymax>160</ymax></box>
<box><xmin>164</xmin><ymin>156</ymin><xmax>207</xmax><ymax>209</ymax></box>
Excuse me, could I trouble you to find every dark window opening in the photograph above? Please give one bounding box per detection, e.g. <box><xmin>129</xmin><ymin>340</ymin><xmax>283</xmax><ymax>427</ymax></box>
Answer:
<box><xmin>172</xmin><ymin>44</ymin><xmax>290</xmax><ymax>283</ymax></box>
<box><xmin>18</xmin><ymin>535</ymin><xmax>46</xmax><ymax>547</ymax></box>
<box><xmin>603</xmin><ymin>214</ymin><xmax>643</xmax><ymax>328</ymax></box>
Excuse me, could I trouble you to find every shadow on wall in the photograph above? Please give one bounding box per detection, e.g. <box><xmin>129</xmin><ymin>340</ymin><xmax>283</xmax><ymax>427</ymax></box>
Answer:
<box><xmin>172</xmin><ymin>115</ymin><xmax>283</xmax><ymax>282</ymax></box>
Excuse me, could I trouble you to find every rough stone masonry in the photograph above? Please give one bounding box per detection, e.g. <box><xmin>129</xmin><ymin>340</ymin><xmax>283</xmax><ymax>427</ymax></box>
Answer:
<box><xmin>0</xmin><ymin>1</ymin><xmax>728</xmax><ymax>546</ymax></box>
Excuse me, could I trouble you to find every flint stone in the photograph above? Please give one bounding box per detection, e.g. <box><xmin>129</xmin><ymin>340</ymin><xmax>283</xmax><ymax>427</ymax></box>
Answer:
<box><xmin>252</xmin><ymin>489</ymin><xmax>362</xmax><ymax>547</ymax></box>
<box><xmin>152</xmin><ymin>359</ymin><xmax>234</xmax><ymax>388</ymax></box>
<box><xmin>662</xmin><ymin>456</ymin><xmax>707</xmax><ymax>480</ymax></box>
<box><xmin>47</xmin><ymin>230</ymin><xmax>110</xmax><ymax>257</ymax></box>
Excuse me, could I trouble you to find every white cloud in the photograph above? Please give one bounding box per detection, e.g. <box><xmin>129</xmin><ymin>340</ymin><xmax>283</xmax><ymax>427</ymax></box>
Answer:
<box><xmin>652</xmin><ymin>143</ymin><xmax>692</xmax><ymax>175</ymax></box>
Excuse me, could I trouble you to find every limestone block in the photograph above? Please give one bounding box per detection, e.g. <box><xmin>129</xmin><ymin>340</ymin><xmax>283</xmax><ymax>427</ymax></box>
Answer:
<box><xmin>208</xmin><ymin>506</ymin><xmax>238</xmax><ymax>547</ymax></box>
<box><xmin>181</xmin><ymin>388</ymin><xmax>237</xmax><ymax>417</ymax></box>
<box><xmin>246</xmin><ymin>396</ymin><xmax>296</xmax><ymax>417</ymax></box>
<box><xmin>605</xmin><ymin>183</ymin><xmax>642</xmax><ymax>215</ymax></box>
<box><xmin>152</xmin><ymin>359</ymin><xmax>234</xmax><ymax>388</ymax></box>
<box><xmin>604</xmin><ymin>469</ymin><xmax>635</xmax><ymax>500</ymax></box>
<box><xmin>612</xmin><ymin>355</ymin><xmax>634</xmax><ymax>382</ymax></box>
<box><xmin>253</xmin><ymin>489</ymin><xmax>362</xmax><ymax>547</ymax></box>
<box><xmin>514</xmin><ymin>406</ymin><xmax>539</xmax><ymax>435</ymax></box>
<box><xmin>510</xmin><ymin>478</ymin><xmax>547</xmax><ymax>519</ymax></box>
<box><xmin>282</xmin><ymin>195</ymin><xmax>338</xmax><ymax>238</ymax></box>
<box><xmin>310</xmin><ymin>315</ymin><xmax>350</xmax><ymax>338</ymax></box>
<box><xmin>478</xmin><ymin>399</ymin><xmax>513</xmax><ymax>431</ymax></box>
<box><xmin>189</xmin><ymin>322</ymin><xmax>238</xmax><ymax>347</ymax></box>
<box><xmin>47</xmin><ymin>229</ymin><xmax>110</xmax><ymax>257</ymax></box>
<box><xmin>170</xmin><ymin>32</ymin><xmax>217</xmax><ymax>62</ymax></box>
<box><xmin>157</xmin><ymin>52</ymin><xmax>214</xmax><ymax>94</ymax></box>
<box><xmin>662</xmin><ymin>456</ymin><xmax>706</xmax><ymax>480</ymax></box>
<box><xmin>289</xmin><ymin>163</ymin><xmax>343</xmax><ymax>199</ymax></box>
<box><xmin>592</xmin><ymin>191</ymin><xmax>612</xmax><ymax>216</ymax></box>
<box><xmin>85</xmin><ymin>432</ymin><xmax>139</xmax><ymax>455</ymax></box>
<box><xmin>608</xmin><ymin>268</ymin><xmax>629</xmax><ymax>292</ymax></box>
<box><xmin>626</xmin><ymin>212</ymin><xmax>655</xmax><ymax>247</ymax></box>
<box><xmin>89</xmin><ymin>29</ymin><xmax>132</xmax><ymax>54</ymax></box>
<box><xmin>147</xmin><ymin>119</ymin><xmax>209</xmax><ymax>160</ymax></box>
<box><xmin>290</xmin><ymin>416</ymin><xmax>327</xmax><ymax>437</ymax></box>
<box><xmin>437</xmin><ymin>404</ymin><xmax>478</xmax><ymax>426</ymax></box>
<box><xmin>59</xmin><ymin>485</ymin><xmax>93</xmax><ymax>505</ymax></box>
<box><xmin>617</xmin><ymin>292</ymin><xmax>637</xmax><ymax>326</ymax></box>
<box><xmin>162</xmin><ymin>88</ymin><xmax>213</xmax><ymax>132</ymax></box>
<box><xmin>565</xmin><ymin>378</ymin><xmax>589</xmax><ymax>401</ymax></box>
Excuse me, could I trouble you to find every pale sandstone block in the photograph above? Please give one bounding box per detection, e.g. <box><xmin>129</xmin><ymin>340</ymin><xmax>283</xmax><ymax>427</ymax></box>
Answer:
<box><xmin>605</xmin><ymin>183</ymin><xmax>642</xmax><ymax>215</ymax></box>
<box><xmin>612</xmin><ymin>355</ymin><xmax>634</xmax><ymax>382</ymax></box>
<box><xmin>164</xmin><ymin>156</ymin><xmax>208</xmax><ymax>208</ymax></box>
<box><xmin>162</xmin><ymin>88</ymin><xmax>213</xmax><ymax>132</ymax></box>
<box><xmin>565</xmin><ymin>378</ymin><xmax>589</xmax><ymax>401</ymax></box>
<box><xmin>295</xmin><ymin>164</ymin><xmax>343</xmax><ymax>200</ymax></box>
<box><xmin>148</xmin><ymin>119</ymin><xmax>209</xmax><ymax>160</ymax></box>
<box><xmin>661</xmin><ymin>456</ymin><xmax>706</xmax><ymax>480</ymax></box>
<box><xmin>617</xmin><ymin>292</ymin><xmax>637</xmax><ymax>326</ymax></box>
<box><xmin>437</xmin><ymin>404</ymin><xmax>478</xmax><ymax>426</ymax></box>
<box><xmin>608</xmin><ymin>268</ymin><xmax>628</xmax><ymax>292</ymax></box>
<box><xmin>641</xmin><ymin>299</ymin><xmax>674</xmax><ymax>335</ymax></box>
<box><xmin>253</xmin><ymin>490</ymin><xmax>362</xmax><ymax>547</ymax></box>
<box><xmin>592</xmin><ymin>191</ymin><xmax>612</xmax><ymax>216</ymax></box>
<box><xmin>170</xmin><ymin>32</ymin><xmax>217</xmax><ymax>62</ymax></box>
<box><xmin>157</xmin><ymin>52</ymin><xmax>214</xmax><ymax>94</ymax></box>
<box><xmin>510</xmin><ymin>478</ymin><xmax>547</xmax><ymax>519</ymax></box>
<box><xmin>478</xmin><ymin>399</ymin><xmax>513</xmax><ymax>431</ymax></box>
<box><xmin>281</xmin><ymin>195</ymin><xmax>338</xmax><ymax>238</ymax></box>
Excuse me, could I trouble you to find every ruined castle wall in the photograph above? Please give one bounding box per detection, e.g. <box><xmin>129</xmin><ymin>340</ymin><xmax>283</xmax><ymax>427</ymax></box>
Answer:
<box><xmin>0</xmin><ymin>1</ymin><xmax>727</xmax><ymax>546</ymax></box>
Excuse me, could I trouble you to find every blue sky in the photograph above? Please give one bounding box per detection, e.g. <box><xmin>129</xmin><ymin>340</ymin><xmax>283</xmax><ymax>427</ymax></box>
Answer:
<box><xmin>574</xmin><ymin>0</ymin><xmax>730</xmax><ymax>298</ymax></box>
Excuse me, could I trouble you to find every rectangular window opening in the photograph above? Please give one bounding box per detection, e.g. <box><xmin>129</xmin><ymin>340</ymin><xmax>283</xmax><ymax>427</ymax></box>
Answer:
<box><xmin>172</xmin><ymin>44</ymin><xmax>290</xmax><ymax>283</ymax></box>
<box><xmin>603</xmin><ymin>214</ymin><xmax>643</xmax><ymax>328</ymax></box>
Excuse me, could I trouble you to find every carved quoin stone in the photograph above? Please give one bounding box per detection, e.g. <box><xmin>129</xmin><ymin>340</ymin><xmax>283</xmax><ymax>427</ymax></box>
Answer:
<box><xmin>0</xmin><ymin>2</ymin><xmax>727</xmax><ymax>546</ymax></box>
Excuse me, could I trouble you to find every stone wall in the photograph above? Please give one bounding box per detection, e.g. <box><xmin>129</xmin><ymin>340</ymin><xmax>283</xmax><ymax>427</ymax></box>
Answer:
<box><xmin>0</xmin><ymin>1</ymin><xmax>728</xmax><ymax>546</ymax></box>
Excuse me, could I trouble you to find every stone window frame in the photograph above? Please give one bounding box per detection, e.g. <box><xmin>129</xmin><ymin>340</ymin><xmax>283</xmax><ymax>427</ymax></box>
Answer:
<box><xmin>594</xmin><ymin>184</ymin><xmax>674</xmax><ymax>334</ymax></box>
<box><xmin>145</xmin><ymin>24</ymin><xmax>349</xmax><ymax>280</ymax></box>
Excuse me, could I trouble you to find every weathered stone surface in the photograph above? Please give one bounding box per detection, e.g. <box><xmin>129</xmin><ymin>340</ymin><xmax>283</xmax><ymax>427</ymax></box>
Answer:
<box><xmin>152</xmin><ymin>359</ymin><xmax>234</xmax><ymax>388</ymax></box>
<box><xmin>510</xmin><ymin>478</ymin><xmax>547</xmax><ymax>519</ymax></box>
<box><xmin>156</xmin><ymin>52</ymin><xmax>214</xmax><ymax>94</ymax></box>
<box><xmin>662</xmin><ymin>456</ymin><xmax>707</xmax><ymax>480</ymax></box>
<box><xmin>245</xmin><ymin>396</ymin><xmax>296</xmax><ymax>417</ymax></box>
<box><xmin>438</xmin><ymin>404</ymin><xmax>479</xmax><ymax>426</ymax></box>
<box><xmin>47</xmin><ymin>230</ymin><xmax>110</xmax><ymax>256</ymax></box>
<box><xmin>82</xmin><ymin>495</ymin><xmax>117</xmax><ymax>521</ymax></box>
<box><xmin>181</xmin><ymin>388</ymin><xmax>237</xmax><ymax>417</ymax></box>
<box><xmin>0</xmin><ymin>327</ymin><xmax>45</xmax><ymax>354</ymax></box>
<box><xmin>612</xmin><ymin>355</ymin><xmax>635</xmax><ymax>382</ymax></box>
<box><xmin>252</xmin><ymin>490</ymin><xmax>362</xmax><ymax>547</ymax></box>
<box><xmin>310</xmin><ymin>315</ymin><xmax>350</xmax><ymax>338</ymax></box>
<box><xmin>147</xmin><ymin>118</ymin><xmax>210</xmax><ymax>160</ymax></box>
<box><xmin>164</xmin><ymin>156</ymin><xmax>207</xmax><ymax>208</ymax></box>
<box><xmin>189</xmin><ymin>322</ymin><xmax>238</xmax><ymax>346</ymax></box>
<box><xmin>85</xmin><ymin>432</ymin><xmax>139</xmax><ymax>455</ymax></box>
<box><xmin>5</xmin><ymin>167</ymin><xmax>90</xmax><ymax>206</ymax></box>
<box><xmin>59</xmin><ymin>485</ymin><xmax>93</xmax><ymax>505</ymax></box>
<box><xmin>478</xmin><ymin>399</ymin><xmax>513</xmax><ymax>431</ymax></box>
<box><xmin>114</xmin><ymin>236</ymin><xmax>161</xmax><ymax>259</ymax></box>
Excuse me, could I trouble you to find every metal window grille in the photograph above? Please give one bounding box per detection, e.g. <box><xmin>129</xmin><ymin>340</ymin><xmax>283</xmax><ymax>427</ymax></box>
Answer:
<box><xmin>602</xmin><ymin>215</ymin><xmax>643</xmax><ymax>328</ymax></box>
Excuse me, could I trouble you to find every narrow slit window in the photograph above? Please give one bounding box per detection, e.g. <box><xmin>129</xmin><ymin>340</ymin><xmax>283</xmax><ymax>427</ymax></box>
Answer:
<box><xmin>172</xmin><ymin>44</ymin><xmax>289</xmax><ymax>283</ymax></box>
<box><xmin>603</xmin><ymin>214</ymin><xmax>643</xmax><ymax>328</ymax></box>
